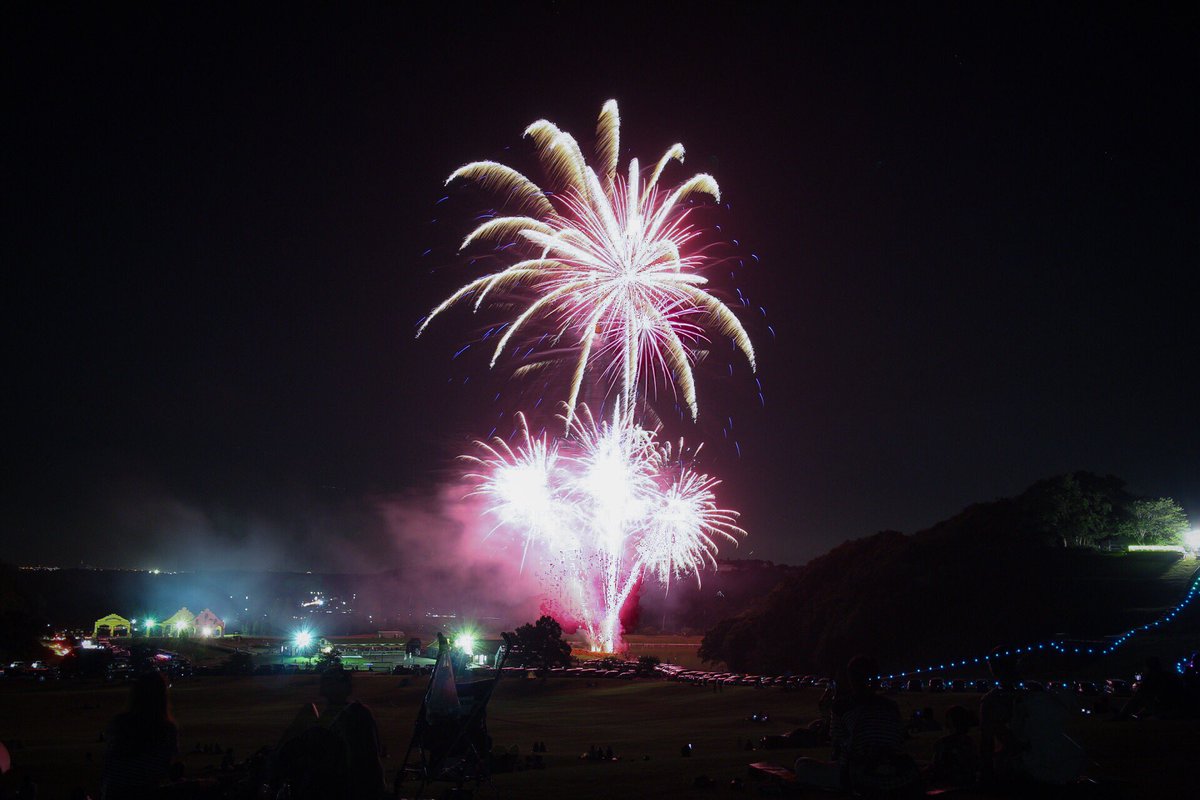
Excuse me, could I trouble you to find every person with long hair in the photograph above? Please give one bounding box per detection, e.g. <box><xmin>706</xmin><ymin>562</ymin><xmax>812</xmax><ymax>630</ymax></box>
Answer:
<box><xmin>101</xmin><ymin>670</ymin><xmax>179</xmax><ymax>799</ymax></box>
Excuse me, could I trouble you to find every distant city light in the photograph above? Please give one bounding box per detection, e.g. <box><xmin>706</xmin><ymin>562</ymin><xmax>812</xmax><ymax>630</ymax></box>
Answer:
<box><xmin>294</xmin><ymin>630</ymin><xmax>313</xmax><ymax>649</ymax></box>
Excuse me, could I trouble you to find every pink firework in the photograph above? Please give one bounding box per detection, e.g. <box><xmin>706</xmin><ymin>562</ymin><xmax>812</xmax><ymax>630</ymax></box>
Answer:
<box><xmin>426</xmin><ymin>101</ymin><xmax>756</xmax><ymax>652</ymax></box>
<box><xmin>465</xmin><ymin>406</ymin><xmax>745</xmax><ymax>652</ymax></box>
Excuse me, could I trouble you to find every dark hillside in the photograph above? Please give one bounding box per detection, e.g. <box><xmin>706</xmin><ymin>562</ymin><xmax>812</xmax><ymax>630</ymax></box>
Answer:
<box><xmin>700</xmin><ymin>477</ymin><xmax>1197</xmax><ymax>674</ymax></box>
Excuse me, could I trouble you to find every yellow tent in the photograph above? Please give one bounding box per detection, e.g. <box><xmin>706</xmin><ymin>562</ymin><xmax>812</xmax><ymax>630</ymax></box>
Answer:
<box><xmin>161</xmin><ymin>607</ymin><xmax>196</xmax><ymax>637</ymax></box>
<box><xmin>93</xmin><ymin>613</ymin><xmax>131</xmax><ymax>638</ymax></box>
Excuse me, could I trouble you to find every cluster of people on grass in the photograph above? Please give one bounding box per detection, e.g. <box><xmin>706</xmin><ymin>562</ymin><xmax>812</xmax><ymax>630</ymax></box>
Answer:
<box><xmin>790</xmin><ymin>648</ymin><xmax>1200</xmax><ymax>796</ymax></box>
<box><xmin>5</xmin><ymin>644</ymin><xmax>1198</xmax><ymax>798</ymax></box>
<box><xmin>67</xmin><ymin>666</ymin><xmax>386</xmax><ymax>799</ymax></box>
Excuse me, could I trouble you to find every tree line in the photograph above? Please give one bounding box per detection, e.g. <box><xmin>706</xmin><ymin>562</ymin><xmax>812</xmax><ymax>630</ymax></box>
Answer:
<box><xmin>1024</xmin><ymin>472</ymin><xmax>1189</xmax><ymax>548</ymax></box>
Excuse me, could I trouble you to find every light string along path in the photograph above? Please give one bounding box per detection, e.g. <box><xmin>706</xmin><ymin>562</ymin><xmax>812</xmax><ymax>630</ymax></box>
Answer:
<box><xmin>875</xmin><ymin>573</ymin><xmax>1200</xmax><ymax>681</ymax></box>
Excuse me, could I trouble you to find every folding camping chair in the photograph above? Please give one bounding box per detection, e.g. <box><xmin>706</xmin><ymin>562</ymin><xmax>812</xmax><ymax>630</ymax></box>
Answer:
<box><xmin>397</xmin><ymin>632</ymin><xmax>514</xmax><ymax>798</ymax></box>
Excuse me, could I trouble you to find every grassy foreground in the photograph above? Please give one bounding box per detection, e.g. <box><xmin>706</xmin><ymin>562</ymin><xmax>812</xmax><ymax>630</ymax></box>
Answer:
<box><xmin>2</xmin><ymin>674</ymin><xmax>1194</xmax><ymax>798</ymax></box>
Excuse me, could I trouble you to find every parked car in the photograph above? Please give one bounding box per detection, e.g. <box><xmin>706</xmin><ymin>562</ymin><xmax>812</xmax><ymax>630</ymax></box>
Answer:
<box><xmin>106</xmin><ymin>660</ymin><xmax>134</xmax><ymax>681</ymax></box>
<box><xmin>29</xmin><ymin>666</ymin><xmax>60</xmax><ymax>682</ymax></box>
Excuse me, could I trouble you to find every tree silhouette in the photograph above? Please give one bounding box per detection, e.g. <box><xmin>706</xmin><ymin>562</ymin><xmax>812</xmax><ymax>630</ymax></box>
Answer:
<box><xmin>509</xmin><ymin>615</ymin><xmax>572</xmax><ymax>674</ymax></box>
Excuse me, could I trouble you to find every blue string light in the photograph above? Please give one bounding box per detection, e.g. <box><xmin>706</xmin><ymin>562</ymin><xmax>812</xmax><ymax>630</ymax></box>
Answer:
<box><xmin>874</xmin><ymin>574</ymin><xmax>1199</xmax><ymax>680</ymax></box>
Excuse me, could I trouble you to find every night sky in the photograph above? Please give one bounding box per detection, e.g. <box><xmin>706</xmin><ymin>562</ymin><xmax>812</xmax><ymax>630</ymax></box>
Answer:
<box><xmin>5</xmin><ymin>4</ymin><xmax>1197</xmax><ymax>570</ymax></box>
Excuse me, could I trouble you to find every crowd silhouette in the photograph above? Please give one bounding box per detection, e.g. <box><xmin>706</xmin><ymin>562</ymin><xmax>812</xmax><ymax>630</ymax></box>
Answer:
<box><xmin>3</xmin><ymin>647</ymin><xmax>1199</xmax><ymax>798</ymax></box>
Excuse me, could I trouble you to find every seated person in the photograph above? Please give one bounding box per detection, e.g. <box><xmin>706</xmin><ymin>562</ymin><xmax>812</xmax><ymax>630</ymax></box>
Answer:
<box><xmin>270</xmin><ymin>667</ymin><xmax>385</xmax><ymax>799</ymax></box>
<box><xmin>980</xmin><ymin>649</ymin><xmax>1084</xmax><ymax>786</ymax></box>
<box><xmin>794</xmin><ymin>656</ymin><xmax>911</xmax><ymax>793</ymax></box>
<box><xmin>760</xmin><ymin>718</ymin><xmax>829</xmax><ymax>749</ymax></box>
<box><xmin>318</xmin><ymin>667</ymin><xmax>385</xmax><ymax>799</ymax></box>
<box><xmin>101</xmin><ymin>671</ymin><xmax>179</xmax><ymax>800</ymax></box>
<box><xmin>1118</xmin><ymin>657</ymin><xmax>1198</xmax><ymax>720</ymax></box>
<box><xmin>928</xmin><ymin>705</ymin><xmax>978</xmax><ymax>787</ymax></box>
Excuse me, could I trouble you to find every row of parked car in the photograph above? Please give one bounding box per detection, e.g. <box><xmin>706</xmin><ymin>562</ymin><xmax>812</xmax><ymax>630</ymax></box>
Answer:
<box><xmin>659</xmin><ymin>665</ymin><xmax>826</xmax><ymax>688</ymax></box>
<box><xmin>0</xmin><ymin>661</ymin><xmax>60</xmax><ymax>682</ymax></box>
<box><xmin>651</xmin><ymin>663</ymin><xmax>1139</xmax><ymax>696</ymax></box>
<box><xmin>496</xmin><ymin>663</ymin><xmax>645</xmax><ymax>679</ymax></box>
<box><xmin>1</xmin><ymin>653</ymin><xmax>1145</xmax><ymax>701</ymax></box>
<box><xmin>2</xmin><ymin>652</ymin><xmax>195</xmax><ymax>682</ymax></box>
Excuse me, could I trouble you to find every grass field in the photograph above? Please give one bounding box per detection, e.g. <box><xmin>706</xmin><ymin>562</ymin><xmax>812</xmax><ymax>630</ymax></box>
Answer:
<box><xmin>2</xmin><ymin>673</ymin><xmax>1194</xmax><ymax>798</ymax></box>
<box><xmin>4</xmin><ymin>554</ymin><xmax>1193</xmax><ymax>796</ymax></box>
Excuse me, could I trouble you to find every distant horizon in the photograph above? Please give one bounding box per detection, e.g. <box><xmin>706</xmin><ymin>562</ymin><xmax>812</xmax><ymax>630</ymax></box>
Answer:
<box><xmin>10</xmin><ymin>467</ymin><xmax>1192</xmax><ymax>574</ymax></box>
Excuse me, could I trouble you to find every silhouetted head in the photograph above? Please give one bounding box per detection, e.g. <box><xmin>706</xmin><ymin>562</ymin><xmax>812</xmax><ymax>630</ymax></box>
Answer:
<box><xmin>987</xmin><ymin>647</ymin><xmax>1020</xmax><ymax>684</ymax></box>
<box><xmin>319</xmin><ymin>665</ymin><xmax>352</xmax><ymax>705</ymax></box>
<box><xmin>845</xmin><ymin>655</ymin><xmax>879</xmax><ymax>694</ymax></box>
<box><xmin>130</xmin><ymin>670</ymin><xmax>171</xmax><ymax>723</ymax></box>
<box><xmin>945</xmin><ymin>705</ymin><xmax>976</xmax><ymax>733</ymax></box>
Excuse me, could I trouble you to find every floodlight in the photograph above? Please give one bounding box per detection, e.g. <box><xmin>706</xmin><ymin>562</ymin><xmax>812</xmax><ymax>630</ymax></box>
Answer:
<box><xmin>456</xmin><ymin>631</ymin><xmax>477</xmax><ymax>655</ymax></box>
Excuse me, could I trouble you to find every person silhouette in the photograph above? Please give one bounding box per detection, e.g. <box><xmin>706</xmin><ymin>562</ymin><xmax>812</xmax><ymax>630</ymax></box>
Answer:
<box><xmin>980</xmin><ymin>648</ymin><xmax>1083</xmax><ymax>785</ymax></box>
<box><xmin>319</xmin><ymin>666</ymin><xmax>386</xmax><ymax>799</ymax></box>
<box><xmin>269</xmin><ymin>666</ymin><xmax>385</xmax><ymax>799</ymax></box>
<box><xmin>100</xmin><ymin>670</ymin><xmax>179</xmax><ymax>799</ymax></box>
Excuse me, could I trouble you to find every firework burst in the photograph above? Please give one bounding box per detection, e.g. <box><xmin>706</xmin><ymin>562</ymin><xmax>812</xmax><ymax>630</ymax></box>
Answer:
<box><xmin>464</xmin><ymin>406</ymin><xmax>744</xmax><ymax>652</ymax></box>
<box><xmin>425</xmin><ymin>101</ymin><xmax>757</xmax><ymax>652</ymax></box>
<box><xmin>419</xmin><ymin>100</ymin><xmax>755</xmax><ymax>423</ymax></box>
